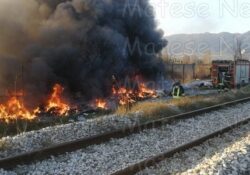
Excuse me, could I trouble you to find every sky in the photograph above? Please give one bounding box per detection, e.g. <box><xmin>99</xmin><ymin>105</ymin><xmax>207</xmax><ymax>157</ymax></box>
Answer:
<box><xmin>150</xmin><ymin>0</ymin><xmax>250</xmax><ymax>36</ymax></box>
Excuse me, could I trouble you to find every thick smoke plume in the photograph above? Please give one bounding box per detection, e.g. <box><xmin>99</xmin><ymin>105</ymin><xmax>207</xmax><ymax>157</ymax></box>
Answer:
<box><xmin>0</xmin><ymin>0</ymin><xmax>167</xmax><ymax>106</ymax></box>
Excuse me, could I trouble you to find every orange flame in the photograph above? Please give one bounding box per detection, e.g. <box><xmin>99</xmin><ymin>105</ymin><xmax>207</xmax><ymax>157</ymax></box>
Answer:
<box><xmin>112</xmin><ymin>83</ymin><xmax>156</xmax><ymax>106</ymax></box>
<box><xmin>0</xmin><ymin>84</ymin><xmax>71</xmax><ymax>123</ymax></box>
<box><xmin>45</xmin><ymin>84</ymin><xmax>70</xmax><ymax>115</ymax></box>
<box><xmin>0</xmin><ymin>96</ymin><xmax>37</xmax><ymax>123</ymax></box>
<box><xmin>138</xmin><ymin>83</ymin><xmax>157</xmax><ymax>98</ymax></box>
<box><xmin>95</xmin><ymin>99</ymin><xmax>108</xmax><ymax>109</ymax></box>
<box><xmin>112</xmin><ymin>87</ymin><xmax>135</xmax><ymax>106</ymax></box>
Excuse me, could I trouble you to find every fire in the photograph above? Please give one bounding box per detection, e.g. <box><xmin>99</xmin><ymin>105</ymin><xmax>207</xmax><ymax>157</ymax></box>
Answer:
<box><xmin>45</xmin><ymin>84</ymin><xmax>70</xmax><ymax>115</ymax></box>
<box><xmin>112</xmin><ymin>83</ymin><xmax>157</xmax><ymax>106</ymax></box>
<box><xmin>112</xmin><ymin>87</ymin><xmax>135</xmax><ymax>106</ymax></box>
<box><xmin>138</xmin><ymin>83</ymin><xmax>157</xmax><ymax>99</ymax></box>
<box><xmin>95</xmin><ymin>99</ymin><xmax>108</xmax><ymax>109</ymax></box>
<box><xmin>0</xmin><ymin>96</ymin><xmax>37</xmax><ymax>123</ymax></box>
<box><xmin>94</xmin><ymin>84</ymin><xmax>155</xmax><ymax>109</ymax></box>
<box><xmin>0</xmin><ymin>84</ymin><xmax>71</xmax><ymax>123</ymax></box>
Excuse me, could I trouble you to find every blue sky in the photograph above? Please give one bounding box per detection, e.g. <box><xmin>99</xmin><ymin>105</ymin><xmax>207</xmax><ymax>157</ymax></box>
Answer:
<box><xmin>150</xmin><ymin>0</ymin><xmax>250</xmax><ymax>36</ymax></box>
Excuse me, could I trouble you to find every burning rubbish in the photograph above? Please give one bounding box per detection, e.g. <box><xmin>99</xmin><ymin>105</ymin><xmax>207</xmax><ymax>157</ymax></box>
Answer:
<box><xmin>0</xmin><ymin>80</ymin><xmax>157</xmax><ymax>123</ymax></box>
<box><xmin>112</xmin><ymin>83</ymin><xmax>157</xmax><ymax>106</ymax></box>
<box><xmin>113</xmin><ymin>87</ymin><xmax>136</xmax><ymax>106</ymax></box>
<box><xmin>0</xmin><ymin>0</ymin><xmax>166</xmax><ymax>106</ymax></box>
<box><xmin>92</xmin><ymin>81</ymin><xmax>157</xmax><ymax>110</ymax></box>
<box><xmin>138</xmin><ymin>84</ymin><xmax>158</xmax><ymax>99</ymax></box>
<box><xmin>45</xmin><ymin>84</ymin><xmax>70</xmax><ymax>116</ymax></box>
<box><xmin>95</xmin><ymin>99</ymin><xmax>108</xmax><ymax>110</ymax></box>
<box><xmin>0</xmin><ymin>84</ymin><xmax>70</xmax><ymax>123</ymax></box>
<box><xmin>0</xmin><ymin>0</ymin><xmax>166</xmax><ymax>123</ymax></box>
<box><xmin>0</xmin><ymin>96</ymin><xmax>37</xmax><ymax>123</ymax></box>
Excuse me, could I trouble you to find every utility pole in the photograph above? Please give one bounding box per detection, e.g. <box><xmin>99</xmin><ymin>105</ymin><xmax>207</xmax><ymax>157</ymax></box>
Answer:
<box><xmin>234</xmin><ymin>38</ymin><xmax>242</xmax><ymax>61</ymax></box>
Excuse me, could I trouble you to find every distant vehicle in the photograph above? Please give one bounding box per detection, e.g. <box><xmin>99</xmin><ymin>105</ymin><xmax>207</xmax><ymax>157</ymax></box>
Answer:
<box><xmin>211</xmin><ymin>59</ymin><xmax>250</xmax><ymax>88</ymax></box>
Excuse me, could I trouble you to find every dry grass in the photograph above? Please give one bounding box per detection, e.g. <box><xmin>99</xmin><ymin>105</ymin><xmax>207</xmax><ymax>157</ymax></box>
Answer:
<box><xmin>116</xmin><ymin>85</ymin><xmax>250</xmax><ymax>121</ymax></box>
<box><xmin>0</xmin><ymin>110</ymin><xmax>110</xmax><ymax>138</ymax></box>
<box><xmin>0</xmin><ymin>117</ymin><xmax>70</xmax><ymax>138</ymax></box>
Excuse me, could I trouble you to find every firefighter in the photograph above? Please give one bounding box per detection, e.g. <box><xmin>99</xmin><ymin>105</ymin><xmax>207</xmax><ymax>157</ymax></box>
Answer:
<box><xmin>171</xmin><ymin>81</ymin><xmax>185</xmax><ymax>99</ymax></box>
<box><xmin>218</xmin><ymin>72</ymin><xmax>230</xmax><ymax>92</ymax></box>
<box><xmin>224</xmin><ymin>71</ymin><xmax>231</xmax><ymax>90</ymax></box>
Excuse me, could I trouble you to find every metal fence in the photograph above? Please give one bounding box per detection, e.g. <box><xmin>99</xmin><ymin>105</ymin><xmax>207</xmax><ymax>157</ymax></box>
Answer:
<box><xmin>166</xmin><ymin>64</ymin><xmax>211</xmax><ymax>82</ymax></box>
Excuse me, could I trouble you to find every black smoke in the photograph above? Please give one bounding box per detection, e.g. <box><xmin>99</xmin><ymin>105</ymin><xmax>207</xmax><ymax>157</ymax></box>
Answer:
<box><xmin>0</xmin><ymin>0</ymin><xmax>167</xmax><ymax>105</ymax></box>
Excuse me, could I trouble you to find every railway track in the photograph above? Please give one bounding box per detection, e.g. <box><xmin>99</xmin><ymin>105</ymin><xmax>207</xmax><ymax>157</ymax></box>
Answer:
<box><xmin>111</xmin><ymin>117</ymin><xmax>250</xmax><ymax>175</ymax></box>
<box><xmin>1</xmin><ymin>97</ymin><xmax>250</xmax><ymax>170</ymax></box>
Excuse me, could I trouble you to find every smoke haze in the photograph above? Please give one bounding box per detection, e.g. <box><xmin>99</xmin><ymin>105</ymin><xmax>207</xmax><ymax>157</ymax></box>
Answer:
<box><xmin>0</xmin><ymin>0</ymin><xmax>167</xmax><ymax>105</ymax></box>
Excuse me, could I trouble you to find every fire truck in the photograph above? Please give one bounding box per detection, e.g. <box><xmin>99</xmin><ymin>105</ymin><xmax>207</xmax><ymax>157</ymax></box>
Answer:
<box><xmin>211</xmin><ymin>59</ymin><xmax>250</xmax><ymax>88</ymax></box>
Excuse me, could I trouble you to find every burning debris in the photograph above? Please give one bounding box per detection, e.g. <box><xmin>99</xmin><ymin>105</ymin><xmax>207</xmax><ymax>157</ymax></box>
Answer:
<box><xmin>95</xmin><ymin>99</ymin><xmax>108</xmax><ymax>110</ymax></box>
<box><xmin>138</xmin><ymin>84</ymin><xmax>157</xmax><ymax>99</ymax></box>
<box><xmin>0</xmin><ymin>96</ymin><xmax>37</xmax><ymax>123</ymax></box>
<box><xmin>0</xmin><ymin>79</ymin><xmax>157</xmax><ymax>123</ymax></box>
<box><xmin>93</xmin><ymin>79</ymin><xmax>158</xmax><ymax>109</ymax></box>
<box><xmin>0</xmin><ymin>84</ymin><xmax>70</xmax><ymax>123</ymax></box>
<box><xmin>112</xmin><ymin>82</ymin><xmax>157</xmax><ymax>106</ymax></box>
<box><xmin>45</xmin><ymin>84</ymin><xmax>70</xmax><ymax>116</ymax></box>
<box><xmin>0</xmin><ymin>0</ymin><xmax>167</xmax><ymax>122</ymax></box>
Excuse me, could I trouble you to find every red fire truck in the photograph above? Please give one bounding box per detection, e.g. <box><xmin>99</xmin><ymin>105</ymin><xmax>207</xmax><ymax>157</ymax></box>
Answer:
<box><xmin>211</xmin><ymin>59</ymin><xmax>250</xmax><ymax>88</ymax></box>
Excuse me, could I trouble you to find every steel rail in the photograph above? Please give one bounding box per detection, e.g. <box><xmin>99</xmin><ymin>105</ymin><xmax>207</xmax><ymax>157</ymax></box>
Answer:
<box><xmin>111</xmin><ymin>117</ymin><xmax>250</xmax><ymax>175</ymax></box>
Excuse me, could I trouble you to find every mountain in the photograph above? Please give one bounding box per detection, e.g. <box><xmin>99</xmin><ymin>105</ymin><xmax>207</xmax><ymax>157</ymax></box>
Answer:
<box><xmin>164</xmin><ymin>31</ymin><xmax>250</xmax><ymax>60</ymax></box>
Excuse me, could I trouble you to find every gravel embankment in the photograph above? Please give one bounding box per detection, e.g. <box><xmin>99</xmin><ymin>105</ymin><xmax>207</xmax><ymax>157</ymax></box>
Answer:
<box><xmin>2</xmin><ymin>102</ymin><xmax>250</xmax><ymax>174</ymax></box>
<box><xmin>138</xmin><ymin>122</ymin><xmax>250</xmax><ymax>175</ymax></box>
<box><xmin>0</xmin><ymin>114</ymin><xmax>140</xmax><ymax>158</ymax></box>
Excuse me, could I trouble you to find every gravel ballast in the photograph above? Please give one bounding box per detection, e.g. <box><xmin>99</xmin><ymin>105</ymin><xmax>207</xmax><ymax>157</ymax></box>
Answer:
<box><xmin>2</xmin><ymin>102</ymin><xmax>250</xmax><ymax>174</ymax></box>
<box><xmin>138</xmin><ymin>122</ymin><xmax>250</xmax><ymax>175</ymax></box>
<box><xmin>0</xmin><ymin>114</ymin><xmax>139</xmax><ymax>159</ymax></box>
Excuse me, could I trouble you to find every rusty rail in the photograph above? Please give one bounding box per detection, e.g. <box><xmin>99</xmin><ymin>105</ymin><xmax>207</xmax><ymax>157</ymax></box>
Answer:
<box><xmin>111</xmin><ymin>117</ymin><xmax>250</xmax><ymax>175</ymax></box>
<box><xmin>1</xmin><ymin>97</ymin><xmax>250</xmax><ymax>169</ymax></box>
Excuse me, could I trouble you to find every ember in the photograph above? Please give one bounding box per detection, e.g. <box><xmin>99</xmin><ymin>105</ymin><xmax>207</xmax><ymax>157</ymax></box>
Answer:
<box><xmin>45</xmin><ymin>84</ymin><xmax>70</xmax><ymax>116</ymax></box>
